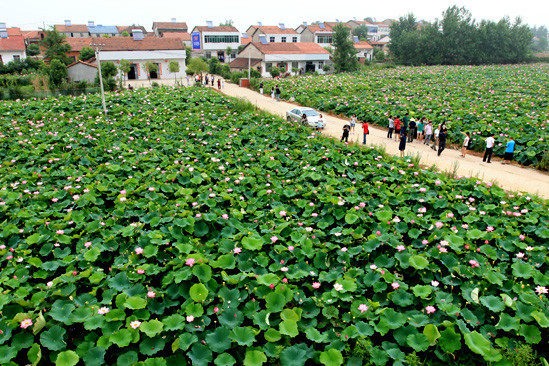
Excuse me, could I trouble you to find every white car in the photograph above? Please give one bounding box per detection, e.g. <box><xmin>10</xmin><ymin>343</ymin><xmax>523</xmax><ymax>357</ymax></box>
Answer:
<box><xmin>286</xmin><ymin>107</ymin><xmax>321</xmax><ymax>128</ymax></box>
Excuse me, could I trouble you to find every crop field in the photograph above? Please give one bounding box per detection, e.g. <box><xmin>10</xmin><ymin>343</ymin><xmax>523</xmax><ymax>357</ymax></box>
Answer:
<box><xmin>261</xmin><ymin>64</ymin><xmax>549</xmax><ymax>169</ymax></box>
<box><xmin>0</xmin><ymin>87</ymin><xmax>549</xmax><ymax>366</ymax></box>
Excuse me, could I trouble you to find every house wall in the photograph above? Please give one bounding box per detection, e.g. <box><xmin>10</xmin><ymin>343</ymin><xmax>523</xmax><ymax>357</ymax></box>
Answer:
<box><xmin>199</xmin><ymin>31</ymin><xmax>241</xmax><ymax>51</ymax></box>
<box><xmin>0</xmin><ymin>50</ymin><xmax>26</xmax><ymax>63</ymax></box>
<box><xmin>261</xmin><ymin>57</ymin><xmax>331</xmax><ymax>77</ymax></box>
<box><xmin>98</xmin><ymin>50</ymin><xmax>187</xmax><ymax>81</ymax></box>
<box><xmin>62</xmin><ymin>32</ymin><xmax>90</xmax><ymax>38</ymax></box>
<box><xmin>299</xmin><ymin>29</ymin><xmax>315</xmax><ymax>43</ymax></box>
<box><xmin>252</xmin><ymin>33</ymin><xmax>300</xmax><ymax>43</ymax></box>
<box><xmin>67</xmin><ymin>63</ymin><xmax>97</xmax><ymax>83</ymax></box>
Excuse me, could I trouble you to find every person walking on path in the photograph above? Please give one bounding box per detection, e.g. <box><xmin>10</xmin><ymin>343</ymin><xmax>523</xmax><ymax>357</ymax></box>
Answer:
<box><xmin>483</xmin><ymin>133</ymin><xmax>495</xmax><ymax>163</ymax></box>
<box><xmin>387</xmin><ymin>116</ymin><xmax>394</xmax><ymax>138</ymax></box>
<box><xmin>317</xmin><ymin>114</ymin><xmax>326</xmax><ymax>132</ymax></box>
<box><xmin>402</xmin><ymin>113</ymin><xmax>410</xmax><ymax>134</ymax></box>
<box><xmin>271</xmin><ymin>87</ymin><xmax>275</xmax><ymax>100</ymax></box>
<box><xmin>431</xmin><ymin>125</ymin><xmax>440</xmax><ymax>151</ymax></box>
<box><xmin>416</xmin><ymin>118</ymin><xmax>424</xmax><ymax>143</ymax></box>
<box><xmin>424</xmin><ymin>121</ymin><xmax>433</xmax><ymax>145</ymax></box>
<box><xmin>437</xmin><ymin>128</ymin><xmax>448</xmax><ymax>156</ymax></box>
<box><xmin>399</xmin><ymin>130</ymin><xmax>407</xmax><ymax>157</ymax></box>
<box><xmin>408</xmin><ymin>118</ymin><xmax>416</xmax><ymax>142</ymax></box>
<box><xmin>503</xmin><ymin>137</ymin><xmax>515</xmax><ymax>165</ymax></box>
<box><xmin>259</xmin><ymin>82</ymin><xmax>264</xmax><ymax>94</ymax></box>
<box><xmin>217</xmin><ymin>79</ymin><xmax>221</xmax><ymax>89</ymax></box>
<box><xmin>341</xmin><ymin>123</ymin><xmax>350</xmax><ymax>142</ymax></box>
<box><xmin>362</xmin><ymin>121</ymin><xmax>369</xmax><ymax>145</ymax></box>
<box><xmin>394</xmin><ymin>116</ymin><xmax>401</xmax><ymax>142</ymax></box>
<box><xmin>275</xmin><ymin>86</ymin><xmax>281</xmax><ymax>102</ymax></box>
<box><xmin>211</xmin><ymin>76</ymin><xmax>215</xmax><ymax>87</ymax></box>
<box><xmin>461</xmin><ymin>132</ymin><xmax>470</xmax><ymax>157</ymax></box>
<box><xmin>350</xmin><ymin>114</ymin><xmax>357</xmax><ymax>134</ymax></box>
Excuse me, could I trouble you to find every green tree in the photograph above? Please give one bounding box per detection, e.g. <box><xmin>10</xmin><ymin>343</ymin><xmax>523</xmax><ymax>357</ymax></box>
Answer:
<box><xmin>79</xmin><ymin>46</ymin><xmax>95</xmax><ymax>61</ymax></box>
<box><xmin>226</xmin><ymin>46</ymin><xmax>233</xmax><ymax>63</ymax></box>
<box><xmin>99</xmin><ymin>61</ymin><xmax>118</xmax><ymax>90</ymax></box>
<box><xmin>143</xmin><ymin>61</ymin><xmax>158</xmax><ymax>84</ymax></box>
<box><xmin>186</xmin><ymin>46</ymin><xmax>192</xmax><ymax>61</ymax></box>
<box><xmin>388</xmin><ymin>13</ymin><xmax>418</xmax><ymax>64</ymax></box>
<box><xmin>332</xmin><ymin>23</ymin><xmax>358</xmax><ymax>73</ymax></box>
<box><xmin>219</xmin><ymin>20</ymin><xmax>234</xmax><ymax>26</ymax></box>
<box><xmin>26</xmin><ymin>43</ymin><xmax>40</xmax><ymax>56</ymax></box>
<box><xmin>48</xmin><ymin>59</ymin><xmax>67</xmax><ymax>86</ymax></box>
<box><xmin>40</xmin><ymin>27</ymin><xmax>72</xmax><ymax>65</ymax></box>
<box><xmin>186</xmin><ymin>58</ymin><xmax>209</xmax><ymax>76</ymax></box>
<box><xmin>208</xmin><ymin>57</ymin><xmax>221</xmax><ymax>74</ymax></box>
<box><xmin>168</xmin><ymin>60</ymin><xmax>180</xmax><ymax>83</ymax></box>
<box><xmin>118</xmin><ymin>59</ymin><xmax>131</xmax><ymax>86</ymax></box>
<box><xmin>352</xmin><ymin>25</ymin><xmax>370</xmax><ymax>40</ymax></box>
<box><xmin>269</xmin><ymin>66</ymin><xmax>280</xmax><ymax>78</ymax></box>
<box><xmin>121</xmin><ymin>31</ymin><xmax>130</xmax><ymax>37</ymax></box>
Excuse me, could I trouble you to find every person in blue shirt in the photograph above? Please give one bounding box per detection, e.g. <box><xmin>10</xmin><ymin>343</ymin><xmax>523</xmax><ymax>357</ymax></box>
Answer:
<box><xmin>503</xmin><ymin>138</ymin><xmax>515</xmax><ymax>165</ymax></box>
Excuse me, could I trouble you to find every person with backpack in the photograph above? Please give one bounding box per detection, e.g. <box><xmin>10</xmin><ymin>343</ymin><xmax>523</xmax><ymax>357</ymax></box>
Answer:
<box><xmin>431</xmin><ymin>125</ymin><xmax>440</xmax><ymax>151</ymax></box>
<box><xmin>399</xmin><ymin>130</ymin><xmax>407</xmax><ymax>157</ymax></box>
<box><xmin>424</xmin><ymin>121</ymin><xmax>433</xmax><ymax>145</ymax></box>
<box><xmin>408</xmin><ymin>118</ymin><xmax>416</xmax><ymax>143</ymax></box>
<box><xmin>259</xmin><ymin>82</ymin><xmax>264</xmax><ymax>94</ymax></box>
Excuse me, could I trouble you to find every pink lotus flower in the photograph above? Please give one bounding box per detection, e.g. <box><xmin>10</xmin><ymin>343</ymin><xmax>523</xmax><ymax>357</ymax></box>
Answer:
<box><xmin>341</xmin><ymin>247</ymin><xmax>348</xmax><ymax>252</ymax></box>
<box><xmin>536</xmin><ymin>286</ymin><xmax>548</xmax><ymax>294</ymax></box>
<box><xmin>396</xmin><ymin>245</ymin><xmax>405</xmax><ymax>252</ymax></box>
<box><xmin>281</xmin><ymin>267</ymin><xmax>288</xmax><ymax>272</ymax></box>
<box><xmin>358</xmin><ymin>304</ymin><xmax>368</xmax><ymax>313</ymax></box>
<box><xmin>270</xmin><ymin>236</ymin><xmax>279</xmax><ymax>243</ymax></box>
<box><xmin>391</xmin><ymin>282</ymin><xmax>400</xmax><ymax>289</ymax></box>
<box><xmin>516</xmin><ymin>252</ymin><xmax>525</xmax><ymax>258</ymax></box>
<box><xmin>130</xmin><ymin>321</ymin><xmax>141</xmax><ymax>329</ymax></box>
<box><xmin>221</xmin><ymin>214</ymin><xmax>229</xmax><ymax>219</ymax></box>
<box><xmin>56</xmin><ymin>230</ymin><xmax>64</xmax><ymax>235</ymax></box>
<box><xmin>486</xmin><ymin>226</ymin><xmax>494</xmax><ymax>232</ymax></box>
<box><xmin>135</xmin><ymin>247</ymin><xmax>143</xmax><ymax>255</ymax></box>
<box><xmin>288</xmin><ymin>245</ymin><xmax>294</xmax><ymax>251</ymax></box>
<box><xmin>425</xmin><ymin>305</ymin><xmax>436</xmax><ymax>314</ymax></box>
<box><xmin>422</xmin><ymin>240</ymin><xmax>429</xmax><ymax>245</ymax></box>
<box><xmin>20</xmin><ymin>318</ymin><xmax>33</xmax><ymax>329</ymax></box>
<box><xmin>148</xmin><ymin>187</ymin><xmax>155</xmax><ymax>191</ymax></box>
<box><xmin>186</xmin><ymin>315</ymin><xmax>194</xmax><ymax>322</ymax></box>
<box><xmin>370</xmin><ymin>264</ymin><xmax>377</xmax><ymax>270</ymax></box>
<box><xmin>186</xmin><ymin>258</ymin><xmax>196</xmax><ymax>267</ymax></box>
<box><xmin>120</xmin><ymin>197</ymin><xmax>127</xmax><ymax>202</ymax></box>
<box><xmin>137</xmin><ymin>269</ymin><xmax>145</xmax><ymax>274</ymax></box>
<box><xmin>214</xmin><ymin>307</ymin><xmax>219</xmax><ymax>313</ymax></box>
<box><xmin>147</xmin><ymin>291</ymin><xmax>156</xmax><ymax>298</ymax></box>
<box><xmin>233</xmin><ymin>247</ymin><xmax>241</xmax><ymax>254</ymax></box>
<box><xmin>98</xmin><ymin>307</ymin><xmax>110</xmax><ymax>315</ymax></box>
<box><xmin>312</xmin><ymin>282</ymin><xmax>320</xmax><ymax>289</ymax></box>
<box><xmin>435</xmin><ymin>222</ymin><xmax>443</xmax><ymax>228</ymax></box>
<box><xmin>279</xmin><ymin>210</ymin><xmax>287</xmax><ymax>217</ymax></box>
<box><xmin>519</xmin><ymin>234</ymin><xmax>525</xmax><ymax>240</ymax></box>
<box><xmin>469</xmin><ymin>259</ymin><xmax>480</xmax><ymax>268</ymax></box>
<box><xmin>431</xmin><ymin>281</ymin><xmax>439</xmax><ymax>287</ymax></box>
<box><xmin>84</xmin><ymin>242</ymin><xmax>92</xmax><ymax>248</ymax></box>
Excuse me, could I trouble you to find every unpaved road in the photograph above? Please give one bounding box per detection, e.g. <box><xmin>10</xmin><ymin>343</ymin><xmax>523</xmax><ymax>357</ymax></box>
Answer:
<box><xmin>217</xmin><ymin>81</ymin><xmax>549</xmax><ymax>200</ymax></box>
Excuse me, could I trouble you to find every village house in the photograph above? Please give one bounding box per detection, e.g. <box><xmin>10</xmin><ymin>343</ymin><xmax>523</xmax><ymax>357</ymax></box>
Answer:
<box><xmin>246</xmin><ymin>24</ymin><xmax>300</xmax><ymax>43</ymax></box>
<box><xmin>230</xmin><ymin>41</ymin><xmax>330</xmax><ymax>77</ymax></box>
<box><xmin>152</xmin><ymin>19</ymin><xmax>188</xmax><ymax>37</ymax></box>
<box><xmin>296</xmin><ymin>22</ymin><xmax>345</xmax><ymax>48</ymax></box>
<box><xmin>190</xmin><ymin>22</ymin><xmax>240</xmax><ymax>62</ymax></box>
<box><xmin>22</xmin><ymin>30</ymin><xmax>44</xmax><ymax>45</ymax></box>
<box><xmin>117</xmin><ymin>26</ymin><xmax>148</xmax><ymax>38</ymax></box>
<box><xmin>0</xmin><ymin>25</ymin><xmax>26</xmax><ymax>64</ymax></box>
<box><xmin>87</xmin><ymin>22</ymin><xmax>119</xmax><ymax>37</ymax></box>
<box><xmin>353</xmin><ymin>37</ymin><xmax>374</xmax><ymax>62</ymax></box>
<box><xmin>347</xmin><ymin>20</ymin><xmax>380</xmax><ymax>41</ymax></box>
<box><xmin>55</xmin><ymin>20</ymin><xmax>90</xmax><ymax>38</ymax></box>
<box><xmin>67</xmin><ymin>59</ymin><xmax>97</xmax><ymax>83</ymax></box>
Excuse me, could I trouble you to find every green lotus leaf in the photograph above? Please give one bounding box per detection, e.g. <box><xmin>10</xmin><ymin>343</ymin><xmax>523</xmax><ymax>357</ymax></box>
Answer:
<box><xmin>82</xmin><ymin>346</ymin><xmax>105</xmax><ymax>366</ymax></box>
<box><xmin>230</xmin><ymin>326</ymin><xmax>256</xmax><ymax>346</ymax></box>
<box><xmin>464</xmin><ymin>331</ymin><xmax>491</xmax><ymax>356</ymax></box>
<box><xmin>214</xmin><ymin>353</ymin><xmax>237</xmax><ymax>366</ymax></box>
<box><xmin>511</xmin><ymin>262</ymin><xmax>534</xmax><ymax>278</ymax></box>
<box><xmin>55</xmin><ymin>351</ymin><xmax>79</xmax><ymax>366</ymax></box>
<box><xmin>189</xmin><ymin>283</ymin><xmax>209</xmax><ymax>302</ymax></box>
<box><xmin>409</xmin><ymin>255</ymin><xmax>429</xmax><ymax>270</ymax></box>
<box><xmin>264</xmin><ymin>328</ymin><xmax>282</xmax><ymax>342</ymax></box>
<box><xmin>319</xmin><ymin>349</ymin><xmax>343</xmax><ymax>366</ymax></box>
<box><xmin>279</xmin><ymin>319</ymin><xmax>299</xmax><ymax>337</ymax></box>
<box><xmin>244</xmin><ymin>350</ymin><xmax>267</xmax><ymax>366</ymax></box>
<box><xmin>40</xmin><ymin>325</ymin><xmax>66</xmax><ymax>351</ymax></box>
<box><xmin>439</xmin><ymin>327</ymin><xmax>462</xmax><ymax>353</ymax></box>
<box><xmin>109</xmin><ymin>329</ymin><xmax>132</xmax><ymax>347</ymax></box>
<box><xmin>124</xmin><ymin>296</ymin><xmax>147</xmax><ymax>310</ymax></box>
<box><xmin>280</xmin><ymin>343</ymin><xmax>314</xmax><ymax>366</ymax></box>
<box><xmin>188</xmin><ymin>343</ymin><xmax>213</xmax><ymax>366</ymax></box>
<box><xmin>205</xmin><ymin>327</ymin><xmax>231</xmax><ymax>353</ymax></box>
<box><xmin>407</xmin><ymin>333</ymin><xmax>431</xmax><ymax>352</ymax></box>
<box><xmin>140</xmin><ymin>319</ymin><xmax>164</xmax><ymax>337</ymax></box>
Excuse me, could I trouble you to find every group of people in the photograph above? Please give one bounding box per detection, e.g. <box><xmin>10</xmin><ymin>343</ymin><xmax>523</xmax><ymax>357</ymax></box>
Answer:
<box><xmin>190</xmin><ymin>74</ymin><xmax>223</xmax><ymax>89</ymax></box>
<box><xmin>341</xmin><ymin>114</ymin><xmax>369</xmax><ymax>145</ymax></box>
<box><xmin>258</xmin><ymin>82</ymin><xmax>282</xmax><ymax>102</ymax></box>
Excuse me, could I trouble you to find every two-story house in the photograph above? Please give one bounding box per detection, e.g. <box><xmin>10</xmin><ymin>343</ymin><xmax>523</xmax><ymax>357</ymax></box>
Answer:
<box><xmin>55</xmin><ymin>20</ymin><xmax>90</xmax><ymax>38</ymax></box>
<box><xmin>190</xmin><ymin>23</ymin><xmax>240</xmax><ymax>62</ymax></box>
<box><xmin>296</xmin><ymin>22</ymin><xmax>343</xmax><ymax>48</ymax></box>
<box><xmin>347</xmin><ymin>20</ymin><xmax>380</xmax><ymax>41</ymax></box>
<box><xmin>0</xmin><ymin>25</ymin><xmax>26</xmax><ymax>64</ymax></box>
<box><xmin>246</xmin><ymin>24</ymin><xmax>300</xmax><ymax>43</ymax></box>
<box><xmin>152</xmin><ymin>19</ymin><xmax>188</xmax><ymax>37</ymax></box>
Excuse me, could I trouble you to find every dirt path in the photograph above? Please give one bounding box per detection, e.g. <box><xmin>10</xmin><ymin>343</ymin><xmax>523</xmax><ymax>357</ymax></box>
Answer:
<box><xmin>215</xmin><ymin>81</ymin><xmax>549</xmax><ymax>200</ymax></box>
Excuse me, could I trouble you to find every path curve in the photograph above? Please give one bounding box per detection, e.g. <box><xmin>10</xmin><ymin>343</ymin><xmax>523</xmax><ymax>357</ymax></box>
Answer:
<box><xmin>217</xmin><ymin>81</ymin><xmax>549</xmax><ymax>200</ymax></box>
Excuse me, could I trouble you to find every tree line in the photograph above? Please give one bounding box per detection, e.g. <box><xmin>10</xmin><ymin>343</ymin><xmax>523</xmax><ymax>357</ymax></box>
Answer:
<box><xmin>389</xmin><ymin>6</ymin><xmax>534</xmax><ymax>65</ymax></box>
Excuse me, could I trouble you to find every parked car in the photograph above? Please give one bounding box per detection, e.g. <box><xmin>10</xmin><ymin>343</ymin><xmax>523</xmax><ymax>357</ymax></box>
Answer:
<box><xmin>286</xmin><ymin>107</ymin><xmax>321</xmax><ymax>128</ymax></box>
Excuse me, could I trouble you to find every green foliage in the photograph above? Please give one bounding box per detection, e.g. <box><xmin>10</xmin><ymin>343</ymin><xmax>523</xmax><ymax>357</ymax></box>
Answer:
<box><xmin>332</xmin><ymin>23</ymin><xmax>358</xmax><ymax>73</ymax></box>
<box><xmin>186</xmin><ymin>57</ymin><xmax>209</xmax><ymax>76</ymax></box>
<box><xmin>48</xmin><ymin>59</ymin><xmax>68</xmax><ymax>86</ymax></box>
<box><xmin>0</xmin><ymin>87</ymin><xmax>548</xmax><ymax>365</ymax></box>
<box><xmin>352</xmin><ymin>25</ymin><xmax>370</xmax><ymax>40</ymax></box>
<box><xmin>168</xmin><ymin>60</ymin><xmax>180</xmax><ymax>74</ymax></box>
<box><xmin>209</xmin><ymin>57</ymin><xmax>221</xmax><ymax>75</ymax></box>
<box><xmin>389</xmin><ymin>6</ymin><xmax>533</xmax><ymax>65</ymax></box>
<box><xmin>27</xmin><ymin>43</ymin><xmax>41</xmax><ymax>56</ymax></box>
<box><xmin>121</xmin><ymin>31</ymin><xmax>130</xmax><ymax>37</ymax></box>
<box><xmin>143</xmin><ymin>61</ymin><xmax>158</xmax><ymax>82</ymax></box>
<box><xmin>269</xmin><ymin>66</ymin><xmax>280</xmax><ymax>78</ymax></box>
<box><xmin>79</xmin><ymin>47</ymin><xmax>95</xmax><ymax>61</ymax></box>
<box><xmin>40</xmin><ymin>27</ymin><xmax>72</xmax><ymax>65</ymax></box>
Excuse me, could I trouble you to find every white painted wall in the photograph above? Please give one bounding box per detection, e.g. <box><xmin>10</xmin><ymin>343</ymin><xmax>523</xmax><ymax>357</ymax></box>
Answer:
<box><xmin>200</xmin><ymin>31</ymin><xmax>240</xmax><ymax>51</ymax></box>
<box><xmin>67</xmin><ymin>63</ymin><xmax>97</xmax><ymax>83</ymax></box>
<box><xmin>0</xmin><ymin>50</ymin><xmax>26</xmax><ymax>63</ymax></box>
<box><xmin>263</xmin><ymin>34</ymin><xmax>301</xmax><ymax>43</ymax></box>
<box><xmin>261</xmin><ymin>59</ymin><xmax>331</xmax><ymax>77</ymax></box>
<box><xmin>98</xmin><ymin>50</ymin><xmax>187</xmax><ymax>81</ymax></box>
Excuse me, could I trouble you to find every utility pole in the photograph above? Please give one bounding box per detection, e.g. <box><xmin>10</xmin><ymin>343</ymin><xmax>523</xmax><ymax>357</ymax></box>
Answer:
<box><xmin>91</xmin><ymin>41</ymin><xmax>107</xmax><ymax>114</ymax></box>
<box><xmin>248</xmin><ymin>46</ymin><xmax>251</xmax><ymax>80</ymax></box>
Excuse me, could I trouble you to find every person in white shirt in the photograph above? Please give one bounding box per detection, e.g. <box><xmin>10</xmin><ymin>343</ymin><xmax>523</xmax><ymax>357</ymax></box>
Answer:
<box><xmin>483</xmin><ymin>133</ymin><xmax>495</xmax><ymax>163</ymax></box>
<box><xmin>424</xmin><ymin>121</ymin><xmax>433</xmax><ymax>145</ymax></box>
<box><xmin>387</xmin><ymin>116</ymin><xmax>394</xmax><ymax>138</ymax></box>
<box><xmin>431</xmin><ymin>127</ymin><xmax>440</xmax><ymax>151</ymax></box>
<box><xmin>317</xmin><ymin>114</ymin><xmax>326</xmax><ymax>132</ymax></box>
<box><xmin>461</xmin><ymin>132</ymin><xmax>470</xmax><ymax>157</ymax></box>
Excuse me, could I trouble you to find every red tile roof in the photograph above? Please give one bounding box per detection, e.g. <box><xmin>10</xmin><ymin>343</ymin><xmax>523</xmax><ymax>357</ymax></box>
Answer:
<box><xmin>153</xmin><ymin>22</ymin><xmax>188</xmax><ymax>30</ymax></box>
<box><xmin>22</xmin><ymin>30</ymin><xmax>42</xmax><ymax>39</ymax></box>
<box><xmin>162</xmin><ymin>32</ymin><xmax>192</xmax><ymax>41</ymax></box>
<box><xmin>67</xmin><ymin>59</ymin><xmax>97</xmax><ymax>68</ymax></box>
<box><xmin>241</xmin><ymin>37</ymin><xmax>251</xmax><ymax>45</ymax></box>
<box><xmin>0</xmin><ymin>28</ymin><xmax>25</xmax><ymax>51</ymax></box>
<box><xmin>229</xmin><ymin>58</ymin><xmax>262</xmax><ymax>69</ymax></box>
<box><xmin>117</xmin><ymin>25</ymin><xmax>148</xmax><ymax>34</ymax></box>
<box><xmin>64</xmin><ymin>37</ymin><xmax>186</xmax><ymax>52</ymax></box>
<box><xmin>55</xmin><ymin>24</ymin><xmax>89</xmax><ymax>33</ymax></box>
<box><xmin>250</xmin><ymin>42</ymin><xmax>329</xmax><ymax>55</ymax></box>
<box><xmin>65</xmin><ymin>37</ymin><xmax>94</xmax><ymax>52</ymax></box>
<box><xmin>254</xmin><ymin>26</ymin><xmax>298</xmax><ymax>35</ymax></box>
<box><xmin>192</xmin><ymin>25</ymin><xmax>239</xmax><ymax>33</ymax></box>
<box><xmin>354</xmin><ymin>41</ymin><xmax>373</xmax><ymax>49</ymax></box>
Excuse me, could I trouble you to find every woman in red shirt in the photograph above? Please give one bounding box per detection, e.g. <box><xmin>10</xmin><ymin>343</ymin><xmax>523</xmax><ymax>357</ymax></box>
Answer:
<box><xmin>394</xmin><ymin>116</ymin><xmax>401</xmax><ymax>142</ymax></box>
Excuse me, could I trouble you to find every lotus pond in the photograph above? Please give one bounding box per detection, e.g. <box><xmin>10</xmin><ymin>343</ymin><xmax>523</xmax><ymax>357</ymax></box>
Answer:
<box><xmin>260</xmin><ymin>64</ymin><xmax>549</xmax><ymax>169</ymax></box>
<box><xmin>0</xmin><ymin>87</ymin><xmax>549</xmax><ymax>366</ymax></box>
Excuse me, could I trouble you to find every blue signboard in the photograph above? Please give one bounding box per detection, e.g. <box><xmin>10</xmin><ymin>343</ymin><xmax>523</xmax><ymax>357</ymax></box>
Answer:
<box><xmin>192</xmin><ymin>32</ymin><xmax>201</xmax><ymax>50</ymax></box>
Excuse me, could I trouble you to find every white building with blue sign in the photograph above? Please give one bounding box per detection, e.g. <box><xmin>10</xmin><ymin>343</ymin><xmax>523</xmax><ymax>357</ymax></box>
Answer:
<box><xmin>190</xmin><ymin>23</ymin><xmax>240</xmax><ymax>63</ymax></box>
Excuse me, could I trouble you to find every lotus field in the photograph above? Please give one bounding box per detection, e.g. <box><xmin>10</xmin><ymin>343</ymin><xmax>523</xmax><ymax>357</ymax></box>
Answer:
<box><xmin>262</xmin><ymin>64</ymin><xmax>549</xmax><ymax>168</ymax></box>
<box><xmin>1</xmin><ymin>87</ymin><xmax>549</xmax><ymax>366</ymax></box>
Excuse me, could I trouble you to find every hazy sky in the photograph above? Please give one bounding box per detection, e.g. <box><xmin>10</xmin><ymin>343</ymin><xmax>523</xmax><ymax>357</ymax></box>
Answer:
<box><xmin>5</xmin><ymin>0</ymin><xmax>548</xmax><ymax>32</ymax></box>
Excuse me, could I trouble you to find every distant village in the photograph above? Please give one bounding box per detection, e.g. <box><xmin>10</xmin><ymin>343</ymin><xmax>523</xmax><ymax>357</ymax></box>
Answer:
<box><xmin>0</xmin><ymin>18</ymin><xmax>394</xmax><ymax>83</ymax></box>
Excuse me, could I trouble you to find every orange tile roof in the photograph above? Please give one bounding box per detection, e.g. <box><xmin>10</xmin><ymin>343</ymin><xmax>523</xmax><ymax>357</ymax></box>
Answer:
<box><xmin>307</xmin><ymin>24</ymin><xmax>333</xmax><ymax>33</ymax></box>
<box><xmin>229</xmin><ymin>58</ymin><xmax>262</xmax><ymax>69</ymax></box>
<box><xmin>251</xmin><ymin>42</ymin><xmax>329</xmax><ymax>54</ymax></box>
<box><xmin>153</xmin><ymin>22</ymin><xmax>188</xmax><ymax>30</ymax></box>
<box><xmin>6</xmin><ymin>27</ymin><xmax>23</xmax><ymax>36</ymax></box>
<box><xmin>193</xmin><ymin>25</ymin><xmax>239</xmax><ymax>33</ymax></box>
<box><xmin>117</xmin><ymin>25</ymin><xmax>148</xmax><ymax>34</ymax></box>
<box><xmin>65</xmin><ymin>37</ymin><xmax>94</xmax><ymax>52</ymax></box>
<box><xmin>67</xmin><ymin>59</ymin><xmax>97</xmax><ymax>68</ymax></box>
<box><xmin>22</xmin><ymin>30</ymin><xmax>42</xmax><ymax>39</ymax></box>
<box><xmin>254</xmin><ymin>26</ymin><xmax>298</xmax><ymax>35</ymax></box>
<box><xmin>0</xmin><ymin>28</ymin><xmax>26</xmax><ymax>51</ymax></box>
<box><xmin>354</xmin><ymin>41</ymin><xmax>373</xmax><ymax>49</ymax></box>
<box><xmin>241</xmin><ymin>37</ymin><xmax>251</xmax><ymax>45</ymax></box>
<box><xmin>55</xmin><ymin>24</ymin><xmax>89</xmax><ymax>33</ymax></box>
<box><xmin>64</xmin><ymin>37</ymin><xmax>186</xmax><ymax>52</ymax></box>
<box><xmin>162</xmin><ymin>32</ymin><xmax>191</xmax><ymax>41</ymax></box>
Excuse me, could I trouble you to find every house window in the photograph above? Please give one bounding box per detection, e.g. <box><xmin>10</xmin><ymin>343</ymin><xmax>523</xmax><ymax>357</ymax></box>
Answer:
<box><xmin>13</xmin><ymin>55</ymin><xmax>21</xmax><ymax>62</ymax></box>
<box><xmin>204</xmin><ymin>35</ymin><xmax>239</xmax><ymax>43</ymax></box>
<box><xmin>319</xmin><ymin>61</ymin><xmax>323</xmax><ymax>68</ymax></box>
<box><xmin>265</xmin><ymin>62</ymin><xmax>273</xmax><ymax>71</ymax></box>
<box><xmin>317</xmin><ymin>35</ymin><xmax>333</xmax><ymax>44</ymax></box>
<box><xmin>281</xmin><ymin>37</ymin><xmax>286</xmax><ymax>43</ymax></box>
<box><xmin>269</xmin><ymin>36</ymin><xmax>275</xmax><ymax>43</ymax></box>
<box><xmin>292</xmin><ymin>62</ymin><xmax>298</xmax><ymax>69</ymax></box>
<box><xmin>292</xmin><ymin>37</ymin><xmax>297</xmax><ymax>42</ymax></box>
<box><xmin>205</xmin><ymin>52</ymin><xmax>212</xmax><ymax>59</ymax></box>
